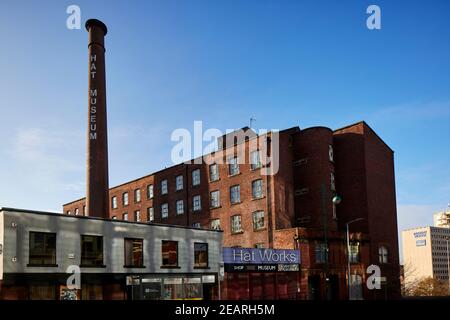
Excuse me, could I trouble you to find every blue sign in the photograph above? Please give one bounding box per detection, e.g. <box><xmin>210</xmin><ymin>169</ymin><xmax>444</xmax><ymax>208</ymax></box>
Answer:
<box><xmin>414</xmin><ymin>231</ymin><xmax>427</xmax><ymax>238</ymax></box>
<box><xmin>223</xmin><ymin>247</ymin><xmax>300</xmax><ymax>265</ymax></box>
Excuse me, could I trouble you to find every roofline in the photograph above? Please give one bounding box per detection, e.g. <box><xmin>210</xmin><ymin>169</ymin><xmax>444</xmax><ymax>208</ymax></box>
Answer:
<box><xmin>0</xmin><ymin>207</ymin><xmax>223</xmax><ymax>233</ymax></box>
<box><xmin>333</xmin><ymin>120</ymin><xmax>394</xmax><ymax>153</ymax></box>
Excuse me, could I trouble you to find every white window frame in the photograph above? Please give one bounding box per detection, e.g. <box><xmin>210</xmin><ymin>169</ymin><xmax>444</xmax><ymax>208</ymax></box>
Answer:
<box><xmin>123</xmin><ymin>192</ymin><xmax>129</xmax><ymax>206</ymax></box>
<box><xmin>147</xmin><ymin>184</ymin><xmax>154</xmax><ymax>199</ymax></box>
<box><xmin>176</xmin><ymin>200</ymin><xmax>184</xmax><ymax>215</ymax></box>
<box><xmin>112</xmin><ymin>196</ymin><xmax>118</xmax><ymax>209</ymax></box>
<box><xmin>134</xmin><ymin>189</ymin><xmax>141</xmax><ymax>203</ymax></box>
<box><xmin>135</xmin><ymin>210</ymin><xmax>141</xmax><ymax>222</ymax></box>
<box><xmin>209</xmin><ymin>163</ymin><xmax>219</xmax><ymax>181</ymax></box>
<box><xmin>210</xmin><ymin>219</ymin><xmax>221</xmax><ymax>230</ymax></box>
<box><xmin>252</xmin><ymin>211</ymin><xmax>265</xmax><ymax>230</ymax></box>
<box><xmin>176</xmin><ymin>175</ymin><xmax>183</xmax><ymax>191</ymax></box>
<box><xmin>231</xmin><ymin>215</ymin><xmax>242</xmax><ymax>234</ymax></box>
<box><xmin>210</xmin><ymin>190</ymin><xmax>220</xmax><ymax>208</ymax></box>
<box><xmin>192</xmin><ymin>169</ymin><xmax>201</xmax><ymax>186</ymax></box>
<box><xmin>228</xmin><ymin>157</ymin><xmax>240</xmax><ymax>176</ymax></box>
<box><xmin>161</xmin><ymin>179</ymin><xmax>168</xmax><ymax>195</ymax></box>
<box><xmin>161</xmin><ymin>203</ymin><xmax>169</xmax><ymax>219</ymax></box>
<box><xmin>250</xmin><ymin>150</ymin><xmax>261</xmax><ymax>170</ymax></box>
<box><xmin>147</xmin><ymin>207</ymin><xmax>154</xmax><ymax>222</ymax></box>
<box><xmin>252</xmin><ymin>179</ymin><xmax>263</xmax><ymax>199</ymax></box>
<box><xmin>193</xmin><ymin>195</ymin><xmax>201</xmax><ymax>212</ymax></box>
<box><xmin>230</xmin><ymin>185</ymin><xmax>240</xmax><ymax>204</ymax></box>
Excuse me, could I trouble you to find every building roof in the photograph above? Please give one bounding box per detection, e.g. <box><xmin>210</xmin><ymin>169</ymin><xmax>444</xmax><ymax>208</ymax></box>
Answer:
<box><xmin>333</xmin><ymin>120</ymin><xmax>394</xmax><ymax>153</ymax></box>
<box><xmin>0</xmin><ymin>207</ymin><xmax>223</xmax><ymax>233</ymax></box>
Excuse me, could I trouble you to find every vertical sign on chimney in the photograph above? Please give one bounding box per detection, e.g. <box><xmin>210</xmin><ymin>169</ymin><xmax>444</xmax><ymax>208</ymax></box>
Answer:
<box><xmin>85</xmin><ymin>19</ymin><xmax>109</xmax><ymax>219</ymax></box>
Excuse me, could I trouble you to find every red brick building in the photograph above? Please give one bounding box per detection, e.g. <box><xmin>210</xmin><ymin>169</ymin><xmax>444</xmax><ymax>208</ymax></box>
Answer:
<box><xmin>63</xmin><ymin>121</ymin><xmax>400</xmax><ymax>300</ymax></box>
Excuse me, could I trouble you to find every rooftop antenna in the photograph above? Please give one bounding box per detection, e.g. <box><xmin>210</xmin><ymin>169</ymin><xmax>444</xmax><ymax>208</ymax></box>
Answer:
<box><xmin>249</xmin><ymin>117</ymin><xmax>256</xmax><ymax>129</ymax></box>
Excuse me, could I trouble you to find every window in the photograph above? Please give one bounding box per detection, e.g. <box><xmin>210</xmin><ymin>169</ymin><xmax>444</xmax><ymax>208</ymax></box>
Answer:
<box><xmin>122</xmin><ymin>192</ymin><xmax>129</xmax><ymax>206</ymax></box>
<box><xmin>134</xmin><ymin>189</ymin><xmax>141</xmax><ymax>203</ymax></box>
<box><xmin>231</xmin><ymin>215</ymin><xmax>242</xmax><ymax>234</ymax></box>
<box><xmin>147</xmin><ymin>207</ymin><xmax>154</xmax><ymax>222</ymax></box>
<box><xmin>252</xmin><ymin>211</ymin><xmax>265</xmax><ymax>231</ymax></box>
<box><xmin>83</xmin><ymin>205</ymin><xmax>86</xmax><ymax>216</ymax></box>
<box><xmin>329</xmin><ymin>144</ymin><xmax>334</xmax><ymax>162</ymax></box>
<box><xmin>379</xmin><ymin>245</ymin><xmax>389</xmax><ymax>264</ymax></box>
<box><xmin>147</xmin><ymin>184</ymin><xmax>154</xmax><ymax>199</ymax></box>
<box><xmin>210</xmin><ymin>219</ymin><xmax>221</xmax><ymax>230</ymax></box>
<box><xmin>161</xmin><ymin>180</ymin><xmax>168</xmax><ymax>195</ymax></box>
<box><xmin>349</xmin><ymin>242</ymin><xmax>360</xmax><ymax>263</ymax></box>
<box><xmin>192</xmin><ymin>222</ymin><xmax>201</xmax><ymax>228</ymax></box>
<box><xmin>123</xmin><ymin>213</ymin><xmax>128</xmax><ymax>221</ymax></box>
<box><xmin>111</xmin><ymin>196</ymin><xmax>118</xmax><ymax>209</ymax></box>
<box><xmin>124</xmin><ymin>238</ymin><xmax>143</xmax><ymax>267</ymax></box>
<box><xmin>176</xmin><ymin>175</ymin><xmax>183</xmax><ymax>191</ymax></box>
<box><xmin>161</xmin><ymin>203</ymin><xmax>169</xmax><ymax>219</ymax></box>
<box><xmin>134</xmin><ymin>210</ymin><xmax>141</xmax><ymax>222</ymax></box>
<box><xmin>229</xmin><ymin>157</ymin><xmax>240</xmax><ymax>175</ymax></box>
<box><xmin>112</xmin><ymin>216</ymin><xmax>117</xmax><ymax>220</ymax></box>
<box><xmin>250</xmin><ymin>150</ymin><xmax>261</xmax><ymax>170</ymax></box>
<box><xmin>193</xmin><ymin>195</ymin><xmax>201</xmax><ymax>212</ymax></box>
<box><xmin>330</xmin><ymin>172</ymin><xmax>336</xmax><ymax>191</ymax></box>
<box><xmin>254</xmin><ymin>243</ymin><xmax>265</xmax><ymax>249</ymax></box>
<box><xmin>176</xmin><ymin>200</ymin><xmax>184</xmax><ymax>215</ymax></box>
<box><xmin>192</xmin><ymin>169</ymin><xmax>201</xmax><ymax>186</ymax></box>
<box><xmin>29</xmin><ymin>232</ymin><xmax>56</xmax><ymax>266</ymax></box>
<box><xmin>315</xmin><ymin>243</ymin><xmax>328</xmax><ymax>263</ymax></box>
<box><xmin>230</xmin><ymin>185</ymin><xmax>240</xmax><ymax>204</ymax></box>
<box><xmin>161</xmin><ymin>240</ymin><xmax>178</xmax><ymax>267</ymax></box>
<box><xmin>194</xmin><ymin>243</ymin><xmax>208</xmax><ymax>268</ymax></box>
<box><xmin>209</xmin><ymin>163</ymin><xmax>219</xmax><ymax>181</ymax></box>
<box><xmin>80</xmin><ymin>235</ymin><xmax>103</xmax><ymax>267</ymax></box>
<box><xmin>67</xmin><ymin>210</ymin><xmax>71</xmax><ymax>215</ymax></box>
<box><xmin>210</xmin><ymin>190</ymin><xmax>220</xmax><ymax>208</ymax></box>
<box><xmin>74</xmin><ymin>208</ymin><xmax>79</xmax><ymax>216</ymax></box>
<box><xmin>252</xmin><ymin>179</ymin><xmax>263</xmax><ymax>199</ymax></box>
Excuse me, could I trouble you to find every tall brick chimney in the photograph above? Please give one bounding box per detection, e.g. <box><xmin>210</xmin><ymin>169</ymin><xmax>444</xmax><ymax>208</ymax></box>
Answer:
<box><xmin>85</xmin><ymin>19</ymin><xmax>109</xmax><ymax>218</ymax></box>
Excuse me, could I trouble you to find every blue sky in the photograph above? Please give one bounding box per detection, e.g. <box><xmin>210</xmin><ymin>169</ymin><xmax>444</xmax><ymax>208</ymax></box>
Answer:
<box><xmin>0</xmin><ymin>0</ymin><xmax>449</xmax><ymax>252</ymax></box>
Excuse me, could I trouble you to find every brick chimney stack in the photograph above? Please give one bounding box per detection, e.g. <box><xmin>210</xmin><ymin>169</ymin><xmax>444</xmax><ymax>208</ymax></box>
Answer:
<box><xmin>85</xmin><ymin>19</ymin><xmax>109</xmax><ymax>218</ymax></box>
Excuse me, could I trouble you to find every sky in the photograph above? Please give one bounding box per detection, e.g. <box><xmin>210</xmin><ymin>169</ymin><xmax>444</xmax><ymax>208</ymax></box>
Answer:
<box><xmin>0</xmin><ymin>0</ymin><xmax>449</xmax><ymax>258</ymax></box>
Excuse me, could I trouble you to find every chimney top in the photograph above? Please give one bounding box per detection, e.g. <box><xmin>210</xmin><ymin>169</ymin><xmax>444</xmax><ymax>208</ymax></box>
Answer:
<box><xmin>85</xmin><ymin>19</ymin><xmax>108</xmax><ymax>35</ymax></box>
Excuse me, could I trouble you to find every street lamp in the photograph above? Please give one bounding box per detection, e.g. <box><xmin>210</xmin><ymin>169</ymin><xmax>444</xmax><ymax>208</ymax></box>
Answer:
<box><xmin>346</xmin><ymin>217</ymin><xmax>364</xmax><ymax>300</ymax></box>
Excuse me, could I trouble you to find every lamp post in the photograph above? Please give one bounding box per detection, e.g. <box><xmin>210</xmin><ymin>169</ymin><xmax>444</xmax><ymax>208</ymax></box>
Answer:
<box><xmin>346</xmin><ymin>217</ymin><xmax>364</xmax><ymax>300</ymax></box>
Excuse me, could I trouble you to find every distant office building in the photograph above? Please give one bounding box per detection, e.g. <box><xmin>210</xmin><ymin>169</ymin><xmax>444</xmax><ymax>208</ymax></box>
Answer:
<box><xmin>64</xmin><ymin>121</ymin><xmax>401</xmax><ymax>300</ymax></box>
<box><xmin>434</xmin><ymin>210</ymin><xmax>450</xmax><ymax>228</ymax></box>
<box><xmin>402</xmin><ymin>226</ymin><xmax>450</xmax><ymax>283</ymax></box>
<box><xmin>0</xmin><ymin>207</ymin><xmax>222</xmax><ymax>300</ymax></box>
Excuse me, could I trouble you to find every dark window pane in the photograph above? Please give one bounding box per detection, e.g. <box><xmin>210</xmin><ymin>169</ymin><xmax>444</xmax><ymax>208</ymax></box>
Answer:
<box><xmin>124</xmin><ymin>238</ymin><xmax>143</xmax><ymax>267</ymax></box>
<box><xmin>162</xmin><ymin>241</ymin><xmax>178</xmax><ymax>267</ymax></box>
<box><xmin>194</xmin><ymin>243</ymin><xmax>208</xmax><ymax>268</ymax></box>
<box><xmin>29</xmin><ymin>232</ymin><xmax>56</xmax><ymax>265</ymax></box>
<box><xmin>81</xmin><ymin>235</ymin><xmax>103</xmax><ymax>266</ymax></box>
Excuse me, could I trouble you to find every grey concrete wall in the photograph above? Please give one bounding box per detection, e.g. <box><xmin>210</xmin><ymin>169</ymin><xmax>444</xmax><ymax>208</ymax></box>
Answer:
<box><xmin>0</xmin><ymin>208</ymin><xmax>223</xmax><ymax>275</ymax></box>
